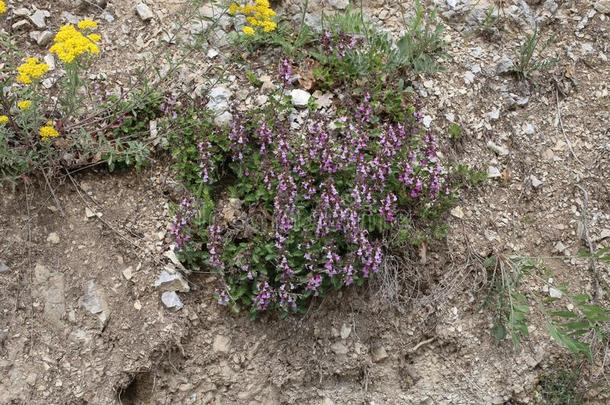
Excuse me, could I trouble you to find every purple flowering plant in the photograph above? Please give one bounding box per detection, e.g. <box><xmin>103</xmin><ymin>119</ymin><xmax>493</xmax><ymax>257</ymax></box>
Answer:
<box><xmin>169</xmin><ymin>83</ymin><xmax>456</xmax><ymax>317</ymax></box>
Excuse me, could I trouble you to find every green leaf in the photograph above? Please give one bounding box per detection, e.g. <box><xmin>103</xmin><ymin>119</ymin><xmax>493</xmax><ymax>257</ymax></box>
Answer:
<box><xmin>491</xmin><ymin>322</ymin><xmax>507</xmax><ymax>341</ymax></box>
<box><xmin>550</xmin><ymin>310</ymin><xmax>577</xmax><ymax>319</ymax></box>
<box><xmin>548</xmin><ymin>323</ymin><xmax>591</xmax><ymax>359</ymax></box>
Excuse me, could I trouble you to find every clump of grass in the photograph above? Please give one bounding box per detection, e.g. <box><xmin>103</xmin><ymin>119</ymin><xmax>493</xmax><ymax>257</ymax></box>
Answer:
<box><xmin>512</xmin><ymin>26</ymin><xmax>557</xmax><ymax>80</ymax></box>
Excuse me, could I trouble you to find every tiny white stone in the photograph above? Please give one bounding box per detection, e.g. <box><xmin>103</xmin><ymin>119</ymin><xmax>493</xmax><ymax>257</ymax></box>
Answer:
<box><xmin>423</xmin><ymin>115</ymin><xmax>433</xmax><ymax>128</ymax></box>
<box><xmin>291</xmin><ymin>89</ymin><xmax>311</xmax><ymax>108</ymax></box>
<box><xmin>136</xmin><ymin>3</ymin><xmax>154</xmax><ymax>21</ymax></box>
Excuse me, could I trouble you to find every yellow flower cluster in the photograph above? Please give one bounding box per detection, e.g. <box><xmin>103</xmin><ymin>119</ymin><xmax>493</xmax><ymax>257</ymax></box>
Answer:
<box><xmin>0</xmin><ymin>1</ymin><xmax>7</xmax><ymax>15</ymax></box>
<box><xmin>50</xmin><ymin>23</ymin><xmax>100</xmax><ymax>63</ymax></box>
<box><xmin>17</xmin><ymin>57</ymin><xmax>50</xmax><ymax>84</ymax></box>
<box><xmin>229</xmin><ymin>0</ymin><xmax>277</xmax><ymax>36</ymax></box>
<box><xmin>77</xmin><ymin>19</ymin><xmax>98</xmax><ymax>30</ymax></box>
<box><xmin>0</xmin><ymin>115</ymin><xmax>9</xmax><ymax>125</ymax></box>
<box><xmin>39</xmin><ymin>123</ymin><xmax>60</xmax><ymax>140</ymax></box>
<box><xmin>17</xmin><ymin>100</ymin><xmax>32</xmax><ymax>110</ymax></box>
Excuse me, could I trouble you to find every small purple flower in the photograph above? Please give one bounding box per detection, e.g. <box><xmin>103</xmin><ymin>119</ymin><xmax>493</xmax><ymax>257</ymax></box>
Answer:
<box><xmin>207</xmin><ymin>223</ymin><xmax>224</xmax><ymax>270</ymax></box>
<box><xmin>253</xmin><ymin>281</ymin><xmax>274</xmax><ymax>311</ymax></box>
<box><xmin>278</xmin><ymin>283</ymin><xmax>297</xmax><ymax>310</ymax></box>
<box><xmin>279</xmin><ymin>58</ymin><xmax>293</xmax><ymax>85</ymax></box>
<box><xmin>217</xmin><ymin>289</ymin><xmax>230</xmax><ymax>306</ymax></box>
<box><xmin>356</xmin><ymin>93</ymin><xmax>372</xmax><ymax>124</ymax></box>
<box><xmin>410</xmin><ymin>178</ymin><xmax>423</xmax><ymax>198</ymax></box>
<box><xmin>306</xmin><ymin>274</ymin><xmax>323</xmax><ymax>292</ymax></box>
<box><xmin>197</xmin><ymin>140</ymin><xmax>213</xmax><ymax>183</ymax></box>
<box><xmin>380</xmin><ymin>193</ymin><xmax>398</xmax><ymax>222</ymax></box>
<box><xmin>169</xmin><ymin>198</ymin><xmax>196</xmax><ymax>250</ymax></box>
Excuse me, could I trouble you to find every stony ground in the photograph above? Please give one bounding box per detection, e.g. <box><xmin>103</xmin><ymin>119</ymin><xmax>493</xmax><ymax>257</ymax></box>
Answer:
<box><xmin>1</xmin><ymin>0</ymin><xmax>609</xmax><ymax>404</ymax></box>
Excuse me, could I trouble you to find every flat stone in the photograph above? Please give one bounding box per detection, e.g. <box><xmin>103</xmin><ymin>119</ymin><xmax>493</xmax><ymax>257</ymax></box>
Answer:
<box><xmin>487</xmin><ymin>166</ymin><xmax>501</xmax><ymax>178</ymax></box>
<box><xmin>80</xmin><ymin>280</ymin><xmax>110</xmax><ymax>327</ymax></box>
<box><xmin>154</xmin><ymin>270</ymin><xmax>190</xmax><ymax>292</ymax></box>
<box><xmin>36</xmin><ymin>30</ymin><xmax>53</xmax><ymax>46</ymax></box>
<box><xmin>122</xmin><ymin>266</ymin><xmax>133</xmax><ymax>281</ymax></box>
<box><xmin>13</xmin><ymin>8</ymin><xmax>31</xmax><ymax>17</ymax></box>
<box><xmin>214</xmin><ymin>111</ymin><xmax>233</xmax><ymax>127</ymax></box>
<box><xmin>496</xmin><ymin>56</ymin><xmax>515</xmax><ymax>74</ymax></box>
<box><xmin>0</xmin><ymin>260</ymin><xmax>9</xmax><ymax>273</ymax></box>
<box><xmin>530</xmin><ymin>175</ymin><xmax>543</xmax><ymax>188</ymax></box>
<box><xmin>371</xmin><ymin>345</ymin><xmax>388</xmax><ymax>362</ymax></box>
<box><xmin>329</xmin><ymin>0</ymin><xmax>349</xmax><ymax>9</ymax></box>
<box><xmin>331</xmin><ymin>342</ymin><xmax>349</xmax><ymax>355</ymax></box>
<box><xmin>29</xmin><ymin>10</ymin><xmax>50</xmax><ymax>29</ymax></box>
<box><xmin>594</xmin><ymin>0</ymin><xmax>610</xmax><ymax>14</ymax></box>
<box><xmin>206</xmin><ymin>86</ymin><xmax>232</xmax><ymax>114</ymax></box>
<box><xmin>487</xmin><ymin>141</ymin><xmax>509</xmax><ymax>156</ymax></box>
<box><xmin>291</xmin><ymin>89</ymin><xmax>311</xmax><ymax>108</ymax></box>
<box><xmin>161</xmin><ymin>291</ymin><xmax>183</xmax><ymax>310</ymax></box>
<box><xmin>213</xmin><ymin>335</ymin><xmax>231</xmax><ymax>353</ymax></box>
<box><xmin>34</xmin><ymin>264</ymin><xmax>65</xmax><ymax>329</ymax></box>
<box><xmin>47</xmin><ymin>232</ymin><xmax>60</xmax><ymax>244</ymax></box>
<box><xmin>340</xmin><ymin>323</ymin><xmax>351</xmax><ymax>340</ymax></box>
<box><xmin>136</xmin><ymin>3</ymin><xmax>154</xmax><ymax>21</ymax></box>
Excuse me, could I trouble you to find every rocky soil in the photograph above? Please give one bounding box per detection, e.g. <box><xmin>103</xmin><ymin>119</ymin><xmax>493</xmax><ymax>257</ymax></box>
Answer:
<box><xmin>1</xmin><ymin>0</ymin><xmax>609</xmax><ymax>404</ymax></box>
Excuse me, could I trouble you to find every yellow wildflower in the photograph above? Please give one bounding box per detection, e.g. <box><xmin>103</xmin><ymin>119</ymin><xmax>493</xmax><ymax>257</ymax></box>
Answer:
<box><xmin>228</xmin><ymin>3</ymin><xmax>239</xmax><ymax>15</ymax></box>
<box><xmin>262</xmin><ymin>20</ymin><xmax>277</xmax><ymax>32</ymax></box>
<box><xmin>16</xmin><ymin>57</ymin><xmax>50</xmax><ymax>85</ymax></box>
<box><xmin>77</xmin><ymin>19</ymin><xmax>98</xmax><ymax>30</ymax></box>
<box><xmin>0</xmin><ymin>115</ymin><xmax>9</xmax><ymax>125</ymax></box>
<box><xmin>230</xmin><ymin>0</ymin><xmax>277</xmax><ymax>35</ymax></box>
<box><xmin>39</xmin><ymin>124</ymin><xmax>60</xmax><ymax>140</ymax></box>
<box><xmin>0</xmin><ymin>1</ymin><xmax>6</xmax><ymax>15</ymax></box>
<box><xmin>17</xmin><ymin>100</ymin><xmax>32</xmax><ymax>110</ymax></box>
<box><xmin>50</xmin><ymin>24</ymin><xmax>100</xmax><ymax>63</ymax></box>
<box><xmin>87</xmin><ymin>33</ymin><xmax>102</xmax><ymax>43</ymax></box>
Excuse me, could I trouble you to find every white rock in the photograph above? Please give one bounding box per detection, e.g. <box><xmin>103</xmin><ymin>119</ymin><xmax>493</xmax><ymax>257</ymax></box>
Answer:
<box><xmin>161</xmin><ymin>291</ymin><xmax>183</xmax><ymax>310</ymax></box>
<box><xmin>207</xmin><ymin>48</ymin><xmax>219</xmax><ymax>59</ymax></box>
<box><xmin>47</xmin><ymin>232</ymin><xmax>60</xmax><ymax>244</ymax></box>
<box><xmin>523</xmin><ymin>122</ymin><xmax>535</xmax><ymax>135</ymax></box>
<box><xmin>43</xmin><ymin>54</ymin><xmax>55</xmax><ymax>71</ymax></box>
<box><xmin>487</xmin><ymin>141</ymin><xmax>509</xmax><ymax>156</ymax></box>
<box><xmin>487</xmin><ymin>108</ymin><xmax>500</xmax><ymax>121</ymax></box>
<box><xmin>206</xmin><ymin>86</ymin><xmax>232</xmax><ymax>113</ymax></box>
<box><xmin>12</xmin><ymin>20</ymin><xmax>31</xmax><ymax>31</ymax></box>
<box><xmin>331</xmin><ymin>342</ymin><xmax>349</xmax><ymax>355</ymax></box>
<box><xmin>371</xmin><ymin>345</ymin><xmax>388</xmax><ymax>362</ymax></box>
<box><xmin>329</xmin><ymin>0</ymin><xmax>350</xmax><ymax>9</ymax></box>
<box><xmin>340</xmin><ymin>323</ymin><xmax>352</xmax><ymax>340</ymax></box>
<box><xmin>464</xmin><ymin>71</ymin><xmax>475</xmax><ymax>84</ymax></box>
<box><xmin>423</xmin><ymin>115</ymin><xmax>433</xmax><ymax>128</ymax></box>
<box><xmin>214</xmin><ymin>111</ymin><xmax>233</xmax><ymax>127</ymax></box>
<box><xmin>122</xmin><ymin>266</ymin><xmax>133</xmax><ymax>281</ymax></box>
<box><xmin>291</xmin><ymin>89</ymin><xmax>311</xmax><ymax>108</ymax></box>
<box><xmin>549</xmin><ymin>287</ymin><xmax>563</xmax><ymax>299</ymax></box>
<box><xmin>13</xmin><ymin>8</ymin><xmax>30</xmax><ymax>17</ymax></box>
<box><xmin>213</xmin><ymin>335</ymin><xmax>231</xmax><ymax>353</ymax></box>
<box><xmin>136</xmin><ymin>3</ymin><xmax>154</xmax><ymax>21</ymax></box>
<box><xmin>530</xmin><ymin>175</ymin><xmax>543</xmax><ymax>188</ymax></box>
<box><xmin>487</xmin><ymin>166</ymin><xmax>502</xmax><ymax>178</ymax></box>
<box><xmin>496</xmin><ymin>56</ymin><xmax>515</xmax><ymax>74</ymax></box>
<box><xmin>594</xmin><ymin>0</ymin><xmax>610</xmax><ymax>14</ymax></box>
<box><xmin>450</xmin><ymin>206</ymin><xmax>465</xmax><ymax>219</ymax></box>
<box><xmin>36</xmin><ymin>30</ymin><xmax>53</xmax><ymax>46</ymax></box>
<box><xmin>81</xmin><ymin>280</ymin><xmax>110</xmax><ymax>327</ymax></box>
<box><xmin>154</xmin><ymin>270</ymin><xmax>190</xmax><ymax>292</ymax></box>
<box><xmin>29</xmin><ymin>10</ymin><xmax>50</xmax><ymax>29</ymax></box>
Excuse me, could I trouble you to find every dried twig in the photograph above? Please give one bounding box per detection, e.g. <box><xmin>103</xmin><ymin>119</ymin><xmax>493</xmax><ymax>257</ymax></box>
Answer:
<box><xmin>408</xmin><ymin>337</ymin><xmax>435</xmax><ymax>354</ymax></box>
<box><xmin>575</xmin><ymin>184</ymin><xmax>601</xmax><ymax>301</ymax></box>
<box><xmin>555</xmin><ymin>87</ymin><xmax>581</xmax><ymax>164</ymax></box>
<box><xmin>42</xmin><ymin>168</ymin><xmax>65</xmax><ymax>217</ymax></box>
